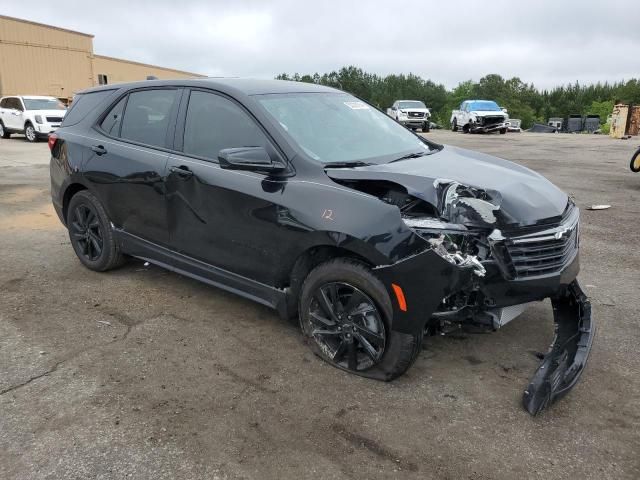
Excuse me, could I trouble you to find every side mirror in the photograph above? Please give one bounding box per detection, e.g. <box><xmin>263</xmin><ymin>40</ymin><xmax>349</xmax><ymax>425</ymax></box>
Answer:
<box><xmin>218</xmin><ymin>146</ymin><xmax>286</xmax><ymax>173</ymax></box>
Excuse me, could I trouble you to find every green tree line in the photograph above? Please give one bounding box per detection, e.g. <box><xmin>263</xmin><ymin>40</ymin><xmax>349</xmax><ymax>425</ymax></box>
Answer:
<box><xmin>276</xmin><ymin>67</ymin><xmax>640</xmax><ymax>129</ymax></box>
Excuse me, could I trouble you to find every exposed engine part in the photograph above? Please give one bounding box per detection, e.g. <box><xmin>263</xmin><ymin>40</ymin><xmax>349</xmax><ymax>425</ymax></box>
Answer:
<box><xmin>437</xmin><ymin>180</ymin><xmax>503</xmax><ymax>227</ymax></box>
<box><xmin>486</xmin><ymin>302</ymin><xmax>530</xmax><ymax>329</ymax></box>
<box><xmin>428</xmin><ymin>234</ymin><xmax>486</xmax><ymax>277</ymax></box>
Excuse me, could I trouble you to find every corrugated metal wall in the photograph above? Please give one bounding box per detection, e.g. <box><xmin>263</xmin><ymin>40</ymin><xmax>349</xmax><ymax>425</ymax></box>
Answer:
<box><xmin>93</xmin><ymin>55</ymin><xmax>203</xmax><ymax>85</ymax></box>
<box><xmin>0</xmin><ymin>15</ymin><xmax>204</xmax><ymax>101</ymax></box>
<box><xmin>0</xmin><ymin>15</ymin><xmax>94</xmax><ymax>100</ymax></box>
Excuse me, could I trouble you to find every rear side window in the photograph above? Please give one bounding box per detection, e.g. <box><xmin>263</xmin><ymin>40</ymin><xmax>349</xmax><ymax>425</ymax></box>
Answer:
<box><xmin>0</xmin><ymin>98</ymin><xmax>7</xmax><ymax>108</ymax></box>
<box><xmin>120</xmin><ymin>89</ymin><xmax>178</xmax><ymax>148</ymax></box>
<box><xmin>62</xmin><ymin>90</ymin><xmax>115</xmax><ymax>126</ymax></box>
<box><xmin>100</xmin><ymin>97</ymin><xmax>126</xmax><ymax>136</ymax></box>
<box><xmin>183</xmin><ymin>90</ymin><xmax>267</xmax><ymax>160</ymax></box>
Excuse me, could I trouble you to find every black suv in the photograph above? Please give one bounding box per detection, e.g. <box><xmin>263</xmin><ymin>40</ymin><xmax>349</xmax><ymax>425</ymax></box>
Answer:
<box><xmin>50</xmin><ymin>79</ymin><xmax>593</xmax><ymax>414</ymax></box>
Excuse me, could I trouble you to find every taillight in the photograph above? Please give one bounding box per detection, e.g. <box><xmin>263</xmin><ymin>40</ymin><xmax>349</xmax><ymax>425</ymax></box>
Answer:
<box><xmin>48</xmin><ymin>133</ymin><xmax>58</xmax><ymax>151</ymax></box>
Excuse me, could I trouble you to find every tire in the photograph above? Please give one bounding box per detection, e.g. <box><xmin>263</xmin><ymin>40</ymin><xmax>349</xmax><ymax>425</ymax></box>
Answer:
<box><xmin>462</xmin><ymin>123</ymin><xmax>470</xmax><ymax>134</ymax></box>
<box><xmin>0</xmin><ymin>121</ymin><xmax>10</xmax><ymax>139</ymax></box>
<box><xmin>423</xmin><ymin>122</ymin><xmax>430</xmax><ymax>133</ymax></box>
<box><xmin>24</xmin><ymin>122</ymin><xmax>37</xmax><ymax>142</ymax></box>
<box><xmin>630</xmin><ymin>149</ymin><xmax>640</xmax><ymax>172</ymax></box>
<box><xmin>67</xmin><ymin>190</ymin><xmax>125</xmax><ymax>272</ymax></box>
<box><xmin>451</xmin><ymin>119</ymin><xmax>458</xmax><ymax>132</ymax></box>
<box><xmin>500</xmin><ymin>128</ymin><xmax>507</xmax><ymax>134</ymax></box>
<box><xmin>299</xmin><ymin>258</ymin><xmax>423</xmax><ymax>381</ymax></box>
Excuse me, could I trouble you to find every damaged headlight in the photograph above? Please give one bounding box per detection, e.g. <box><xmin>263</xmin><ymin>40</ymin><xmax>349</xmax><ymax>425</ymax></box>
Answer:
<box><xmin>402</xmin><ymin>217</ymin><xmax>486</xmax><ymax>277</ymax></box>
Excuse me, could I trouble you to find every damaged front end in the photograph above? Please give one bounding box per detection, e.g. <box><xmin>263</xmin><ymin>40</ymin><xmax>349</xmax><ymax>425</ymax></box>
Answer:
<box><xmin>332</xmin><ymin>172</ymin><xmax>594</xmax><ymax>415</ymax></box>
<box><xmin>405</xmin><ymin>181</ymin><xmax>594</xmax><ymax>414</ymax></box>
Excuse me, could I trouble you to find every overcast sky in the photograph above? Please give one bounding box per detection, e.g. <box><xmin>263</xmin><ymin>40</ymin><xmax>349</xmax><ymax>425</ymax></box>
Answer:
<box><xmin>4</xmin><ymin>0</ymin><xmax>640</xmax><ymax>89</ymax></box>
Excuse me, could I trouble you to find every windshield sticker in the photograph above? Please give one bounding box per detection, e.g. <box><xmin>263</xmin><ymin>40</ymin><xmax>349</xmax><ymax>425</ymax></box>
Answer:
<box><xmin>344</xmin><ymin>101</ymin><xmax>370</xmax><ymax>110</ymax></box>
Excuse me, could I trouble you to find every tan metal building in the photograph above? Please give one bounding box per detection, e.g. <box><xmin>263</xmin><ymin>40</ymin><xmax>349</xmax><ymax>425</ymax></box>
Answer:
<box><xmin>0</xmin><ymin>15</ymin><xmax>205</xmax><ymax>102</ymax></box>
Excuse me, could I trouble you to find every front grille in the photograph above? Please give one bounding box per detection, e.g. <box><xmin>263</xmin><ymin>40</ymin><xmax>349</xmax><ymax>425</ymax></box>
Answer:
<box><xmin>46</xmin><ymin>116</ymin><xmax>63</xmax><ymax>123</ymax></box>
<box><xmin>408</xmin><ymin>112</ymin><xmax>424</xmax><ymax>118</ymax></box>
<box><xmin>503</xmin><ymin>208</ymin><xmax>580</xmax><ymax>278</ymax></box>
<box><xmin>481</xmin><ymin>115</ymin><xmax>505</xmax><ymax>126</ymax></box>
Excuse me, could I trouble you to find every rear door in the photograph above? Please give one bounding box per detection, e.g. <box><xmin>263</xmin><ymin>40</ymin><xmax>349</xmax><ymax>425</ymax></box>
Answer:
<box><xmin>85</xmin><ymin>87</ymin><xmax>180</xmax><ymax>246</ymax></box>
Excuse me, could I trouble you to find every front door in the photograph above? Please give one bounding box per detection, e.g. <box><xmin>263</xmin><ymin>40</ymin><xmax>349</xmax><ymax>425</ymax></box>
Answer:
<box><xmin>166</xmin><ymin>89</ymin><xmax>289</xmax><ymax>285</ymax></box>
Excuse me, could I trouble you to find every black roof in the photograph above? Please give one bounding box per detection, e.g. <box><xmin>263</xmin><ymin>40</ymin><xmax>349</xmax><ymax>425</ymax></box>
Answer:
<box><xmin>80</xmin><ymin>78</ymin><xmax>340</xmax><ymax>97</ymax></box>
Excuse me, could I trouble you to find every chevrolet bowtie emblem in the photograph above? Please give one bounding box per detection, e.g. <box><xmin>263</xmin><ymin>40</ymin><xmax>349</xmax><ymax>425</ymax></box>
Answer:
<box><xmin>554</xmin><ymin>227</ymin><xmax>571</xmax><ymax>240</ymax></box>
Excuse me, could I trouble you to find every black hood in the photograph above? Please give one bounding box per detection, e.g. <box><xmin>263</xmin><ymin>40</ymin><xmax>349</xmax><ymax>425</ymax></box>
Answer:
<box><xmin>326</xmin><ymin>145</ymin><xmax>569</xmax><ymax>228</ymax></box>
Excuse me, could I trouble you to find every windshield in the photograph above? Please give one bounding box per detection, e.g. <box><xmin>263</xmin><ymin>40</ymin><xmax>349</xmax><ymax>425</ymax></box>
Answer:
<box><xmin>258</xmin><ymin>93</ymin><xmax>433</xmax><ymax>164</ymax></box>
<box><xmin>468</xmin><ymin>101</ymin><xmax>501</xmax><ymax>112</ymax></box>
<box><xmin>22</xmin><ymin>98</ymin><xmax>66</xmax><ymax>111</ymax></box>
<box><xmin>398</xmin><ymin>101</ymin><xmax>426</xmax><ymax>109</ymax></box>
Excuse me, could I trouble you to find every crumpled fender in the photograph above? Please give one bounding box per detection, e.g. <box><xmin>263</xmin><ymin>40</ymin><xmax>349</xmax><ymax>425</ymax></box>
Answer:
<box><xmin>522</xmin><ymin>280</ymin><xmax>594</xmax><ymax>415</ymax></box>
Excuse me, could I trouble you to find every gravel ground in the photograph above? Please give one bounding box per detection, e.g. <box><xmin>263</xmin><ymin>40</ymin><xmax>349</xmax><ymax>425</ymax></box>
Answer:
<box><xmin>1</xmin><ymin>130</ymin><xmax>639</xmax><ymax>479</ymax></box>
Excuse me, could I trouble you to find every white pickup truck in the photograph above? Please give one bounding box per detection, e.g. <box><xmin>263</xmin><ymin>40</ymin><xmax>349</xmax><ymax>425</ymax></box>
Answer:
<box><xmin>450</xmin><ymin>100</ymin><xmax>508</xmax><ymax>134</ymax></box>
<box><xmin>0</xmin><ymin>95</ymin><xmax>67</xmax><ymax>142</ymax></box>
<box><xmin>387</xmin><ymin>100</ymin><xmax>431</xmax><ymax>132</ymax></box>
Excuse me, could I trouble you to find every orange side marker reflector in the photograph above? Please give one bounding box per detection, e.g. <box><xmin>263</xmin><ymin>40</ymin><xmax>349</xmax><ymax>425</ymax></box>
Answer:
<box><xmin>391</xmin><ymin>283</ymin><xmax>407</xmax><ymax>312</ymax></box>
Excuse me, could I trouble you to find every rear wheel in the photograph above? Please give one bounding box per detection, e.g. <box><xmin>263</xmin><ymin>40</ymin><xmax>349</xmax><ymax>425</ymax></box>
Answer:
<box><xmin>630</xmin><ymin>149</ymin><xmax>640</xmax><ymax>172</ymax></box>
<box><xmin>451</xmin><ymin>119</ymin><xmax>458</xmax><ymax>132</ymax></box>
<box><xmin>67</xmin><ymin>190</ymin><xmax>125</xmax><ymax>271</ymax></box>
<box><xmin>299</xmin><ymin>258</ymin><xmax>423</xmax><ymax>381</ymax></box>
<box><xmin>0</xmin><ymin>122</ymin><xmax>10</xmax><ymax>139</ymax></box>
<box><xmin>24</xmin><ymin>122</ymin><xmax>37</xmax><ymax>142</ymax></box>
<box><xmin>500</xmin><ymin>128</ymin><xmax>507</xmax><ymax>134</ymax></box>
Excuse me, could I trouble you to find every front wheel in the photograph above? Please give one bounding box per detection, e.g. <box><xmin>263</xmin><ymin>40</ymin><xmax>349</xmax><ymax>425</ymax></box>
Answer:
<box><xmin>630</xmin><ymin>149</ymin><xmax>640</xmax><ymax>172</ymax></box>
<box><xmin>422</xmin><ymin>122</ymin><xmax>430</xmax><ymax>133</ymax></box>
<box><xmin>24</xmin><ymin>123</ymin><xmax>37</xmax><ymax>142</ymax></box>
<box><xmin>500</xmin><ymin>128</ymin><xmax>507</xmax><ymax>134</ymax></box>
<box><xmin>299</xmin><ymin>258</ymin><xmax>423</xmax><ymax>381</ymax></box>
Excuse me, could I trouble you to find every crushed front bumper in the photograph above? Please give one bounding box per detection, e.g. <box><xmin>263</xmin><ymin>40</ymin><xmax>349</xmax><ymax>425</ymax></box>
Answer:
<box><xmin>470</xmin><ymin>122</ymin><xmax>508</xmax><ymax>133</ymax></box>
<box><xmin>374</xmin><ymin>248</ymin><xmax>594</xmax><ymax>415</ymax></box>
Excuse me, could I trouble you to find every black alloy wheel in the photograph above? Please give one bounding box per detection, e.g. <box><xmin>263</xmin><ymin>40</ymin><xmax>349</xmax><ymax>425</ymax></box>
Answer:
<box><xmin>70</xmin><ymin>204</ymin><xmax>104</xmax><ymax>262</ymax></box>
<box><xmin>66</xmin><ymin>190</ymin><xmax>125</xmax><ymax>271</ymax></box>
<box><xmin>307</xmin><ymin>282</ymin><xmax>386</xmax><ymax>371</ymax></box>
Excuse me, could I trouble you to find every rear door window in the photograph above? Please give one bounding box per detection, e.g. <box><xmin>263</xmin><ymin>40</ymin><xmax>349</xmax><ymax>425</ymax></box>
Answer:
<box><xmin>120</xmin><ymin>89</ymin><xmax>178</xmax><ymax>148</ymax></box>
<box><xmin>62</xmin><ymin>90</ymin><xmax>116</xmax><ymax>126</ymax></box>
<box><xmin>182</xmin><ymin>90</ymin><xmax>267</xmax><ymax>161</ymax></box>
<box><xmin>0</xmin><ymin>98</ymin><xmax>7</xmax><ymax>108</ymax></box>
<box><xmin>99</xmin><ymin>97</ymin><xmax>127</xmax><ymax>136</ymax></box>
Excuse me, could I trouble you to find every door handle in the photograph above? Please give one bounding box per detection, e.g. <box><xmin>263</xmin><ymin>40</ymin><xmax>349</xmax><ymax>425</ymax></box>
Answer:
<box><xmin>91</xmin><ymin>145</ymin><xmax>107</xmax><ymax>155</ymax></box>
<box><xmin>169</xmin><ymin>165</ymin><xmax>194</xmax><ymax>178</ymax></box>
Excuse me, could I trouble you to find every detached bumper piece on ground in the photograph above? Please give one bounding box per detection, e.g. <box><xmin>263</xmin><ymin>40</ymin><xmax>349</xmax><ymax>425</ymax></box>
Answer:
<box><xmin>523</xmin><ymin>281</ymin><xmax>594</xmax><ymax>415</ymax></box>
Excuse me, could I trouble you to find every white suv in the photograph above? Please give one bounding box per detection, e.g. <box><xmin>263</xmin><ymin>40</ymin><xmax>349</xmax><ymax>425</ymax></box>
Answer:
<box><xmin>0</xmin><ymin>95</ymin><xmax>67</xmax><ymax>142</ymax></box>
